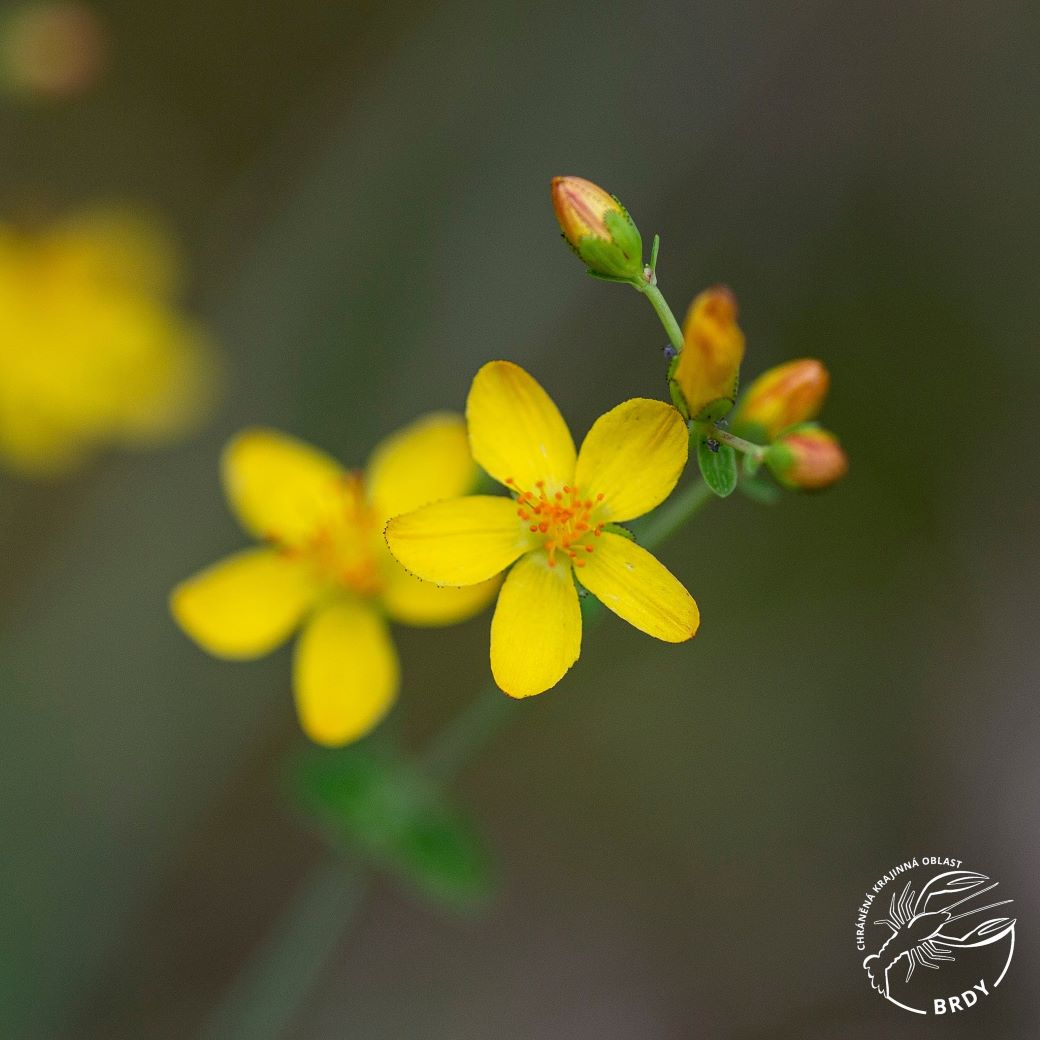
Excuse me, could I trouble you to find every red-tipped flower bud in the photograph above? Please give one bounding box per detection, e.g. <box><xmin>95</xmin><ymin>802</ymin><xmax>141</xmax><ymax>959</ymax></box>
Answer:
<box><xmin>669</xmin><ymin>285</ymin><xmax>745</xmax><ymax>421</ymax></box>
<box><xmin>0</xmin><ymin>2</ymin><xmax>106</xmax><ymax>99</ymax></box>
<box><xmin>765</xmin><ymin>425</ymin><xmax>847</xmax><ymax>490</ymax></box>
<box><xmin>551</xmin><ymin>175</ymin><xmax>643</xmax><ymax>283</ymax></box>
<box><xmin>730</xmin><ymin>358</ymin><xmax>830</xmax><ymax>441</ymax></box>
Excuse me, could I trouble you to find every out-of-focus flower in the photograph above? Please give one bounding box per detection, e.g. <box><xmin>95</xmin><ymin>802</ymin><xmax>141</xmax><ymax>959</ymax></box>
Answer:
<box><xmin>765</xmin><ymin>424</ymin><xmax>848</xmax><ymax>490</ymax></box>
<box><xmin>730</xmin><ymin>358</ymin><xmax>829</xmax><ymax>441</ymax></box>
<box><xmin>0</xmin><ymin>209</ymin><xmax>218</xmax><ymax>475</ymax></box>
<box><xmin>0</xmin><ymin>2</ymin><xmax>106</xmax><ymax>100</ymax></box>
<box><xmin>386</xmin><ymin>361</ymin><xmax>698</xmax><ymax>699</ymax></box>
<box><xmin>551</xmin><ymin>176</ymin><xmax>644</xmax><ymax>282</ymax></box>
<box><xmin>670</xmin><ymin>285</ymin><xmax>745</xmax><ymax>421</ymax></box>
<box><xmin>171</xmin><ymin>419</ymin><xmax>499</xmax><ymax>746</ymax></box>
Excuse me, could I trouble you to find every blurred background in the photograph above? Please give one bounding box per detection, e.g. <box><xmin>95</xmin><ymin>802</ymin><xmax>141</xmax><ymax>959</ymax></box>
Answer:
<box><xmin>1</xmin><ymin>0</ymin><xmax>1038</xmax><ymax>1037</ymax></box>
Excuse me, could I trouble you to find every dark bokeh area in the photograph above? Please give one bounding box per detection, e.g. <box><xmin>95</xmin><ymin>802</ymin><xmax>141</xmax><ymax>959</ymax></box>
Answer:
<box><xmin>1</xmin><ymin>1</ymin><xmax>1038</xmax><ymax>1037</ymax></box>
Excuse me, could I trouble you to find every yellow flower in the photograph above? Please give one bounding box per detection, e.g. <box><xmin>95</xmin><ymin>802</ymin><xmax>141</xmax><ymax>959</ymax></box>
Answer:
<box><xmin>170</xmin><ymin>416</ymin><xmax>499</xmax><ymax>746</ymax></box>
<box><xmin>385</xmin><ymin>361</ymin><xmax>699</xmax><ymax>699</ymax></box>
<box><xmin>670</xmin><ymin>285</ymin><xmax>745</xmax><ymax>421</ymax></box>
<box><xmin>0</xmin><ymin>209</ymin><xmax>217</xmax><ymax>475</ymax></box>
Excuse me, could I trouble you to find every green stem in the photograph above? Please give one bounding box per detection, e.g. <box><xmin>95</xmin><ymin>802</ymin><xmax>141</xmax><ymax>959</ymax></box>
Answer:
<box><xmin>632</xmin><ymin>477</ymin><xmax>714</xmax><ymax>548</ymax></box>
<box><xmin>705</xmin><ymin>426</ymin><xmax>766</xmax><ymax>460</ymax></box>
<box><xmin>199</xmin><ymin>859</ymin><xmax>366</xmax><ymax>1040</ymax></box>
<box><xmin>639</xmin><ymin>282</ymin><xmax>685</xmax><ymax>354</ymax></box>
<box><xmin>421</xmin><ymin>681</ymin><xmax>515</xmax><ymax>784</ymax></box>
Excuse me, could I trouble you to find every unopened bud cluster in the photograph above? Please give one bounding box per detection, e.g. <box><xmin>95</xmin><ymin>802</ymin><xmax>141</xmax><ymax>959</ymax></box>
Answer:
<box><xmin>551</xmin><ymin>174</ymin><xmax>847</xmax><ymax>493</ymax></box>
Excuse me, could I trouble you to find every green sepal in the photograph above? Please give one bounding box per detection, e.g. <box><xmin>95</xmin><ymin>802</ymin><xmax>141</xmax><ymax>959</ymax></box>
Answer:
<box><xmin>691</xmin><ymin>396</ymin><xmax>735</xmax><ymax>423</ymax></box>
<box><xmin>696</xmin><ymin>439</ymin><xmax>738</xmax><ymax>498</ymax></box>
<box><xmin>288</xmin><ymin>746</ymin><xmax>493</xmax><ymax>909</ymax></box>
<box><xmin>575</xmin><ymin>208</ymin><xmax>643</xmax><ymax>282</ymax></box>
<box><xmin>649</xmin><ymin>233</ymin><xmax>660</xmax><ymax>272</ymax></box>
<box><xmin>602</xmin><ymin>522</ymin><xmax>635</xmax><ymax>540</ymax></box>
<box><xmin>763</xmin><ymin>440</ymin><xmax>796</xmax><ymax>483</ymax></box>
<box><xmin>578</xmin><ymin>588</ymin><xmax>605</xmax><ymax>623</ymax></box>
<box><xmin>738</xmin><ymin>471</ymin><xmax>782</xmax><ymax>504</ymax></box>
<box><xmin>743</xmin><ymin>450</ymin><xmax>763</xmax><ymax>477</ymax></box>
<box><xmin>666</xmin><ymin>353</ymin><xmax>690</xmax><ymax>419</ymax></box>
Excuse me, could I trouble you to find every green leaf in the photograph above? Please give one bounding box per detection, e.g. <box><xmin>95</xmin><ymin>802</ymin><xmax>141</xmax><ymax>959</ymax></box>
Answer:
<box><xmin>288</xmin><ymin>746</ymin><xmax>493</xmax><ymax>909</ymax></box>
<box><xmin>696</xmin><ymin>439</ymin><xmax>738</xmax><ymax>497</ymax></box>
<box><xmin>739</xmin><ymin>471</ymin><xmax>782</xmax><ymax>505</ymax></box>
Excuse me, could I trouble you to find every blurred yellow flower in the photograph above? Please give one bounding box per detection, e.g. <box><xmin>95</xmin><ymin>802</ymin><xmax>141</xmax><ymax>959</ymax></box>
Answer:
<box><xmin>0</xmin><ymin>209</ymin><xmax>217</xmax><ymax>475</ymax></box>
<box><xmin>386</xmin><ymin>361</ymin><xmax>699</xmax><ymax>699</ymax></box>
<box><xmin>171</xmin><ymin>417</ymin><xmax>499</xmax><ymax>746</ymax></box>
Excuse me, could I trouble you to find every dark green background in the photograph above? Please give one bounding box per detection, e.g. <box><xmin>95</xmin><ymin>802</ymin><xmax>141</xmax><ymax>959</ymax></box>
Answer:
<box><xmin>1</xmin><ymin>1</ymin><xmax>1037</xmax><ymax>1036</ymax></box>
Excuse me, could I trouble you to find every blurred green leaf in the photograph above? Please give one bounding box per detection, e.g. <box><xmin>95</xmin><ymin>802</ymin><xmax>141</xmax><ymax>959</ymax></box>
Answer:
<box><xmin>288</xmin><ymin>746</ymin><xmax>493</xmax><ymax>909</ymax></box>
<box><xmin>696</xmin><ymin>440</ymin><xmax>738</xmax><ymax>497</ymax></box>
<box><xmin>738</xmin><ymin>471</ymin><xmax>782</xmax><ymax>505</ymax></box>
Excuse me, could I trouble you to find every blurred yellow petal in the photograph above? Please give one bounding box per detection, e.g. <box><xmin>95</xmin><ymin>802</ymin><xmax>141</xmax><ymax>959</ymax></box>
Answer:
<box><xmin>366</xmin><ymin>411</ymin><xmax>475</xmax><ymax>520</ymax></box>
<box><xmin>0</xmin><ymin>397</ymin><xmax>85</xmax><ymax>476</ymax></box>
<box><xmin>574</xmin><ymin>398</ymin><xmax>688</xmax><ymax>522</ymax></box>
<box><xmin>170</xmin><ymin>548</ymin><xmax>317</xmax><ymax>659</ymax></box>
<box><xmin>47</xmin><ymin>209</ymin><xmax>179</xmax><ymax>299</ymax></box>
<box><xmin>466</xmin><ymin>360</ymin><xmax>576</xmax><ymax>490</ymax></box>
<box><xmin>382</xmin><ymin>564</ymin><xmax>500</xmax><ymax>626</ymax></box>
<box><xmin>221</xmin><ymin>427</ymin><xmax>346</xmax><ymax>547</ymax></box>
<box><xmin>577</xmin><ymin>533</ymin><xmax>698</xmax><ymax>642</ymax></box>
<box><xmin>385</xmin><ymin>495</ymin><xmax>527</xmax><ymax>586</ymax></box>
<box><xmin>490</xmin><ymin>553</ymin><xmax>581</xmax><ymax>698</ymax></box>
<box><xmin>113</xmin><ymin>318</ymin><xmax>221</xmax><ymax>442</ymax></box>
<box><xmin>293</xmin><ymin>599</ymin><xmax>399</xmax><ymax>747</ymax></box>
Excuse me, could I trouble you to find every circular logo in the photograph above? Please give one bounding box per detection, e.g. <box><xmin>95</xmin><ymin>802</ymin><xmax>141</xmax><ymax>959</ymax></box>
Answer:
<box><xmin>855</xmin><ymin>857</ymin><xmax>1016</xmax><ymax>1016</ymax></box>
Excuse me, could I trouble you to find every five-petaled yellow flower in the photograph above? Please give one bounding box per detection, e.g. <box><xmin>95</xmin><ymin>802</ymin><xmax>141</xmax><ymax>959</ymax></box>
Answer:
<box><xmin>170</xmin><ymin>417</ymin><xmax>499</xmax><ymax>746</ymax></box>
<box><xmin>385</xmin><ymin>361</ymin><xmax>700</xmax><ymax>699</ymax></box>
<box><xmin>0</xmin><ymin>209</ymin><xmax>217</xmax><ymax>475</ymax></box>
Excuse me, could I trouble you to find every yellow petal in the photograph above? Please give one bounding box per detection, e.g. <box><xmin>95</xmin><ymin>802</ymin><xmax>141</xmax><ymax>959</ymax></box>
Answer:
<box><xmin>0</xmin><ymin>402</ymin><xmax>86</xmax><ymax>476</ymax></box>
<box><xmin>574</xmin><ymin>398</ymin><xmax>688</xmax><ymax>522</ymax></box>
<box><xmin>221</xmin><ymin>428</ymin><xmax>346</xmax><ymax>547</ymax></box>
<box><xmin>48</xmin><ymin>208</ymin><xmax>180</xmax><ymax>299</ymax></box>
<box><xmin>577</xmin><ymin>533</ymin><xmax>698</xmax><ymax>642</ymax></box>
<box><xmin>366</xmin><ymin>411</ymin><xmax>476</xmax><ymax>520</ymax></box>
<box><xmin>385</xmin><ymin>495</ymin><xmax>527</xmax><ymax>586</ymax></box>
<box><xmin>170</xmin><ymin>548</ymin><xmax>317</xmax><ymax>659</ymax></box>
<box><xmin>466</xmin><ymin>360</ymin><xmax>576</xmax><ymax>490</ymax></box>
<box><xmin>382</xmin><ymin>565</ymin><xmax>500</xmax><ymax>626</ymax></box>
<box><xmin>293</xmin><ymin>599</ymin><xmax>399</xmax><ymax>746</ymax></box>
<box><xmin>114</xmin><ymin>318</ymin><xmax>221</xmax><ymax>443</ymax></box>
<box><xmin>490</xmin><ymin>553</ymin><xmax>581</xmax><ymax>698</ymax></box>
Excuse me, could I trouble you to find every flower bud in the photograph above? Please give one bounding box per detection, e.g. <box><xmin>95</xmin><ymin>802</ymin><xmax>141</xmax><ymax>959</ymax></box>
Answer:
<box><xmin>1</xmin><ymin>2</ymin><xmax>106</xmax><ymax>99</ymax></box>
<box><xmin>669</xmin><ymin>286</ymin><xmax>745</xmax><ymax>421</ymax></box>
<box><xmin>765</xmin><ymin>425</ymin><xmax>847</xmax><ymax>490</ymax></box>
<box><xmin>551</xmin><ymin>175</ymin><xmax>643</xmax><ymax>282</ymax></box>
<box><xmin>730</xmin><ymin>358</ymin><xmax>829</xmax><ymax>441</ymax></box>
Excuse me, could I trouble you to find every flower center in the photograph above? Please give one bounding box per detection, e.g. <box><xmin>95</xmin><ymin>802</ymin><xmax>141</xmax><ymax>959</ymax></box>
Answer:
<box><xmin>506</xmin><ymin>477</ymin><xmax>605</xmax><ymax>568</ymax></box>
<box><xmin>279</xmin><ymin>472</ymin><xmax>384</xmax><ymax>595</ymax></box>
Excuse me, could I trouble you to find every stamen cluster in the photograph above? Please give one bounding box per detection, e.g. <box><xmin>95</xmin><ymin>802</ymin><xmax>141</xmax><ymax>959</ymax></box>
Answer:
<box><xmin>506</xmin><ymin>477</ymin><xmax>605</xmax><ymax>567</ymax></box>
<box><xmin>280</xmin><ymin>473</ymin><xmax>383</xmax><ymax>594</ymax></box>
